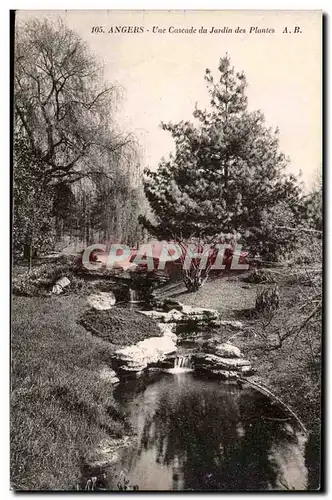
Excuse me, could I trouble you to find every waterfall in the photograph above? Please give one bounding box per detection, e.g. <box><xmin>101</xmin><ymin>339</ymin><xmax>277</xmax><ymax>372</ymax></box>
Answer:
<box><xmin>174</xmin><ymin>356</ymin><xmax>193</xmax><ymax>369</ymax></box>
<box><xmin>129</xmin><ymin>289</ymin><xmax>140</xmax><ymax>303</ymax></box>
<box><xmin>169</xmin><ymin>355</ymin><xmax>194</xmax><ymax>373</ymax></box>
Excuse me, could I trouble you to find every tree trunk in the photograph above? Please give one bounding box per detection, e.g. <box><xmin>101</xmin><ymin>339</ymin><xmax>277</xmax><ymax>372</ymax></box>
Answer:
<box><xmin>29</xmin><ymin>240</ymin><xmax>33</xmax><ymax>272</ymax></box>
<box><xmin>183</xmin><ymin>274</ymin><xmax>202</xmax><ymax>292</ymax></box>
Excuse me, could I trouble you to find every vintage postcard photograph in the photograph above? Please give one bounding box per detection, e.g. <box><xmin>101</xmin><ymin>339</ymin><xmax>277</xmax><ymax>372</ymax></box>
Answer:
<box><xmin>11</xmin><ymin>9</ymin><xmax>322</xmax><ymax>491</ymax></box>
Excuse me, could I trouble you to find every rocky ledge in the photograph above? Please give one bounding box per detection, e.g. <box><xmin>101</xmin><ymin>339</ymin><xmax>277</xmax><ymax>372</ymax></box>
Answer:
<box><xmin>193</xmin><ymin>338</ymin><xmax>253</xmax><ymax>379</ymax></box>
<box><xmin>140</xmin><ymin>304</ymin><xmax>243</xmax><ymax>329</ymax></box>
<box><xmin>110</xmin><ymin>323</ymin><xmax>177</xmax><ymax>377</ymax></box>
<box><xmin>193</xmin><ymin>351</ymin><xmax>253</xmax><ymax>379</ymax></box>
<box><xmin>109</xmin><ymin>301</ymin><xmax>252</xmax><ymax>381</ymax></box>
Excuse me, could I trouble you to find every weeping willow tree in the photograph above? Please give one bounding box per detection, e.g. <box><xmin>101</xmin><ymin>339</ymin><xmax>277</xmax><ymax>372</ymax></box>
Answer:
<box><xmin>14</xmin><ymin>17</ymin><xmax>146</xmax><ymax>261</ymax></box>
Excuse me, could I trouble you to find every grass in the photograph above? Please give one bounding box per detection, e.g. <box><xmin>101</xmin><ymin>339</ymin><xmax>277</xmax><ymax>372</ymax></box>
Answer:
<box><xmin>157</xmin><ymin>272</ymin><xmax>262</xmax><ymax>321</ymax></box>
<box><xmin>79</xmin><ymin>306</ymin><xmax>162</xmax><ymax>345</ymax></box>
<box><xmin>10</xmin><ymin>294</ymin><xmax>157</xmax><ymax>491</ymax></box>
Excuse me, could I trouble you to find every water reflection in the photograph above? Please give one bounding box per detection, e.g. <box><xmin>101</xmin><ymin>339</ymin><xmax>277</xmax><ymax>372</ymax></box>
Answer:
<box><xmin>109</xmin><ymin>373</ymin><xmax>307</xmax><ymax>491</ymax></box>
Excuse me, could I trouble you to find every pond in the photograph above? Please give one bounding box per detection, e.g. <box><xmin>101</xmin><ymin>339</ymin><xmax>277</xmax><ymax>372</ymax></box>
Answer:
<box><xmin>107</xmin><ymin>371</ymin><xmax>308</xmax><ymax>491</ymax></box>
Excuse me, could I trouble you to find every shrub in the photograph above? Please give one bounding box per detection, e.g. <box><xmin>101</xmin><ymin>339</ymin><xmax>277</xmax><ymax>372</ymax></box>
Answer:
<box><xmin>255</xmin><ymin>286</ymin><xmax>280</xmax><ymax>315</ymax></box>
<box><xmin>12</xmin><ymin>257</ymin><xmax>84</xmax><ymax>297</ymax></box>
<box><xmin>244</xmin><ymin>268</ymin><xmax>277</xmax><ymax>284</ymax></box>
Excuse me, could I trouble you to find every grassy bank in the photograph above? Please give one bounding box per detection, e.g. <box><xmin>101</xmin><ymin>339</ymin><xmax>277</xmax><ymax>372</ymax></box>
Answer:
<box><xmin>10</xmin><ymin>294</ymin><xmax>158</xmax><ymax>490</ymax></box>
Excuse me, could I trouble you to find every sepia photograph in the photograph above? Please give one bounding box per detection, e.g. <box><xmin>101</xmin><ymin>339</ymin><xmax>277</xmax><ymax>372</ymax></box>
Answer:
<box><xmin>11</xmin><ymin>9</ymin><xmax>322</xmax><ymax>491</ymax></box>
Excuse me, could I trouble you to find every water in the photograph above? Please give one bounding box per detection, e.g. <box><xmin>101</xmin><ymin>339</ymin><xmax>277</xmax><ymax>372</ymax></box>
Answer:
<box><xmin>167</xmin><ymin>355</ymin><xmax>194</xmax><ymax>374</ymax></box>
<box><xmin>108</xmin><ymin>372</ymin><xmax>308</xmax><ymax>491</ymax></box>
<box><xmin>129</xmin><ymin>288</ymin><xmax>141</xmax><ymax>303</ymax></box>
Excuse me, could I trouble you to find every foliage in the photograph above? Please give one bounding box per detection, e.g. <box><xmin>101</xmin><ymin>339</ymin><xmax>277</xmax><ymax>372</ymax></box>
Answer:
<box><xmin>298</xmin><ymin>183</ymin><xmax>322</xmax><ymax>233</ymax></box>
<box><xmin>12</xmin><ymin>257</ymin><xmax>80</xmax><ymax>296</ymax></box>
<box><xmin>15</xmin><ymin>18</ymin><xmax>128</xmax><ymax>184</ymax></box>
<box><xmin>141</xmin><ymin>55</ymin><xmax>301</xmax><ymax>244</ymax></box>
<box><xmin>255</xmin><ymin>285</ymin><xmax>280</xmax><ymax>317</ymax></box>
<box><xmin>247</xmin><ymin>201</ymin><xmax>303</xmax><ymax>261</ymax></box>
<box><xmin>13</xmin><ymin>137</ymin><xmax>55</xmax><ymax>262</ymax></box>
<box><xmin>252</xmin><ymin>259</ymin><xmax>321</xmax><ymax>350</ymax></box>
<box><xmin>14</xmin><ymin>17</ymin><xmax>146</xmax><ymax>256</ymax></box>
<box><xmin>140</xmin><ymin>55</ymin><xmax>302</xmax><ymax>288</ymax></box>
<box><xmin>245</xmin><ymin>268</ymin><xmax>277</xmax><ymax>284</ymax></box>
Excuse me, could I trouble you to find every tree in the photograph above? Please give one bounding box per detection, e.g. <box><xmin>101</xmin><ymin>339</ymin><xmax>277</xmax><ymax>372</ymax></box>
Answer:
<box><xmin>140</xmin><ymin>55</ymin><xmax>302</xmax><ymax>289</ymax></box>
<box><xmin>13</xmin><ymin>137</ymin><xmax>54</xmax><ymax>268</ymax></box>
<box><xmin>14</xmin><ymin>17</ymin><xmax>134</xmax><ymax>185</ymax></box>
<box><xmin>14</xmin><ymin>17</ymin><xmax>145</xmax><ymax>257</ymax></box>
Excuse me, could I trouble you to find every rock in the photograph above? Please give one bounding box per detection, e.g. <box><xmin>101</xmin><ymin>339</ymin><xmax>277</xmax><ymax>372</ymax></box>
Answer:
<box><xmin>52</xmin><ymin>284</ymin><xmax>63</xmax><ymax>295</ymax></box>
<box><xmin>140</xmin><ymin>309</ymin><xmax>183</xmax><ymax>323</ymax></box>
<box><xmin>197</xmin><ymin>369</ymin><xmax>240</xmax><ymax>379</ymax></box>
<box><xmin>142</xmin><ymin>305</ymin><xmax>243</xmax><ymax>330</ymax></box>
<box><xmin>111</xmin><ymin>335</ymin><xmax>177</xmax><ymax>375</ymax></box>
<box><xmin>87</xmin><ymin>292</ymin><xmax>116</xmax><ymax>310</ymax></box>
<box><xmin>157</xmin><ymin>322</ymin><xmax>177</xmax><ymax>341</ymax></box>
<box><xmin>52</xmin><ymin>276</ymin><xmax>71</xmax><ymax>294</ymax></box>
<box><xmin>56</xmin><ymin>276</ymin><xmax>71</xmax><ymax>288</ymax></box>
<box><xmin>193</xmin><ymin>353</ymin><xmax>251</xmax><ymax>372</ymax></box>
<box><xmin>140</xmin><ymin>305</ymin><xmax>222</xmax><ymax>324</ymax></box>
<box><xmin>210</xmin><ymin>320</ymin><xmax>243</xmax><ymax>329</ymax></box>
<box><xmin>150</xmin><ymin>352</ymin><xmax>177</xmax><ymax>369</ymax></box>
<box><xmin>162</xmin><ymin>299</ymin><xmax>183</xmax><ymax>312</ymax></box>
<box><xmin>181</xmin><ymin>305</ymin><xmax>219</xmax><ymax>320</ymax></box>
<box><xmin>202</xmin><ymin>341</ymin><xmax>243</xmax><ymax>359</ymax></box>
<box><xmin>89</xmin><ymin>436</ymin><xmax>135</xmax><ymax>468</ymax></box>
<box><xmin>99</xmin><ymin>367</ymin><xmax>120</xmax><ymax>384</ymax></box>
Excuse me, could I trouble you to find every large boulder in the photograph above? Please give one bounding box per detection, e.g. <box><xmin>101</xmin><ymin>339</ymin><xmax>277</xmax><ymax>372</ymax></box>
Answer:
<box><xmin>140</xmin><ymin>305</ymin><xmax>220</xmax><ymax>323</ymax></box>
<box><xmin>140</xmin><ymin>309</ymin><xmax>183</xmax><ymax>323</ymax></box>
<box><xmin>157</xmin><ymin>322</ymin><xmax>177</xmax><ymax>341</ymax></box>
<box><xmin>111</xmin><ymin>335</ymin><xmax>177</xmax><ymax>376</ymax></box>
<box><xmin>87</xmin><ymin>292</ymin><xmax>116</xmax><ymax>310</ymax></box>
<box><xmin>181</xmin><ymin>305</ymin><xmax>220</xmax><ymax>321</ymax></box>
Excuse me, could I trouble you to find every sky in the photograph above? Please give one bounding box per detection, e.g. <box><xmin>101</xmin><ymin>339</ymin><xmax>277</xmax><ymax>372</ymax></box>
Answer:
<box><xmin>17</xmin><ymin>10</ymin><xmax>322</xmax><ymax>190</ymax></box>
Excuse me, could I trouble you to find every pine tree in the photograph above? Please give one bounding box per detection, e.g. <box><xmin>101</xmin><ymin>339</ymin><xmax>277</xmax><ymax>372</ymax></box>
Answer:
<box><xmin>140</xmin><ymin>55</ymin><xmax>302</xmax><ymax>289</ymax></box>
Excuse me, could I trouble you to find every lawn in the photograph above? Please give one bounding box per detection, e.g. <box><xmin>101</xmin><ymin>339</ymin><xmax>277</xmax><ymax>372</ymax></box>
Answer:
<box><xmin>10</xmin><ymin>294</ymin><xmax>158</xmax><ymax>490</ymax></box>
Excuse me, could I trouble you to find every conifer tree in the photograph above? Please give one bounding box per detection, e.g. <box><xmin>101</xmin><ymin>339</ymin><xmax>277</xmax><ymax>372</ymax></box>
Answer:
<box><xmin>140</xmin><ymin>55</ymin><xmax>302</xmax><ymax>289</ymax></box>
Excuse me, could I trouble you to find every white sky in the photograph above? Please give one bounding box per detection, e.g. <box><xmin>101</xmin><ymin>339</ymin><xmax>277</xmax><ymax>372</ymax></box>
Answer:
<box><xmin>17</xmin><ymin>10</ymin><xmax>322</xmax><ymax>190</ymax></box>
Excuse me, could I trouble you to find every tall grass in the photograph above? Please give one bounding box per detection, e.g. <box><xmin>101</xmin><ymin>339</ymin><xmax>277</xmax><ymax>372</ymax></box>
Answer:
<box><xmin>11</xmin><ymin>296</ymin><xmax>129</xmax><ymax>490</ymax></box>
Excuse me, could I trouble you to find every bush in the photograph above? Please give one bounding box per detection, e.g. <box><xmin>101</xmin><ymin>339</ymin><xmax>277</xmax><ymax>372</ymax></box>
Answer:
<box><xmin>12</xmin><ymin>257</ymin><xmax>86</xmax><ymax>297</ymax></box>
<box><xmin>244</xmin><ymin>268</ymin><xmax>277</xmax><ymax>284</ymax></box>
<box><xmin>255</xmin><ymin>286</ymin><xmax>280</xmax><ymax>314</ymax></box>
